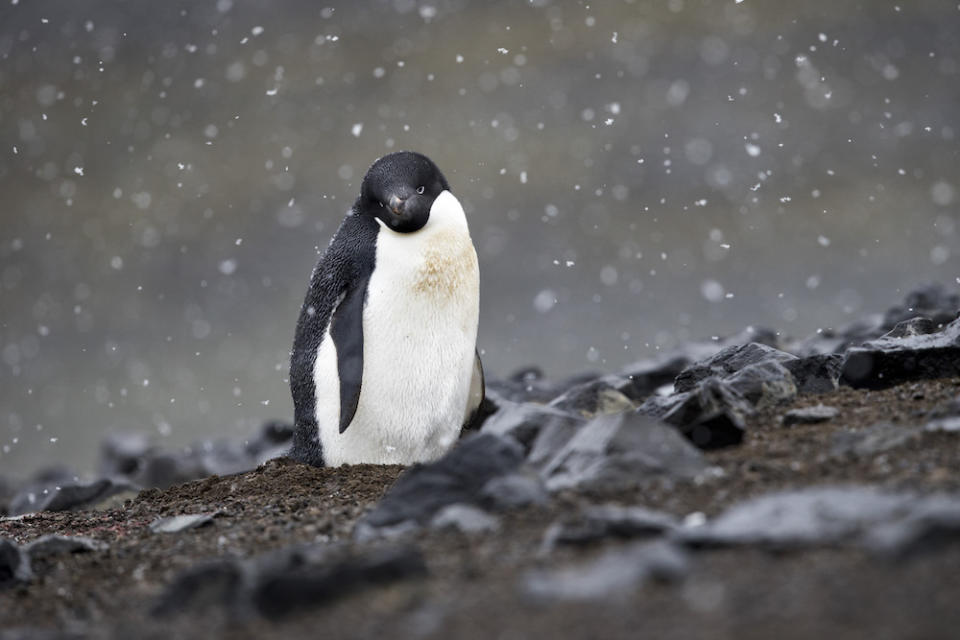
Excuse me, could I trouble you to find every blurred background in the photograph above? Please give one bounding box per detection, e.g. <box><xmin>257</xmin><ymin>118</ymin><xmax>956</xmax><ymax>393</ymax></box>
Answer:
<box><xmin>1</xmin><ymin>0</ymin><xmax>958</xmax><ymax>477</ymax></box>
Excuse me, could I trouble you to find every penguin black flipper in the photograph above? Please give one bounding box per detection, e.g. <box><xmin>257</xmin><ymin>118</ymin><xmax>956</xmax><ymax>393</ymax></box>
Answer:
<box><xmin>289</xmin><ymin>213</ymin><xmax>379</xmax><ymax>466</ymax></box>
<box><xmin>461</xmin><ymin>348</ymin><xmax>487</xmax><ymax>432</ymax></box>
<box><xmin>330</xmin><ymin>273</ymin><xmax>369</xmax><ymax>434</ymax></box>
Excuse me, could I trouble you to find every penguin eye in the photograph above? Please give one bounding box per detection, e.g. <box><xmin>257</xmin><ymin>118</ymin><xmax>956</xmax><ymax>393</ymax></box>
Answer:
<box><xmin>416</xmin><ymin>186</ymin><xmax>425</xmax><ymax>195</ymax></box>
<box><xmin>379</xmin><ymin>201</ymin><xmax>384</xmax><ymax>208</ymax></box>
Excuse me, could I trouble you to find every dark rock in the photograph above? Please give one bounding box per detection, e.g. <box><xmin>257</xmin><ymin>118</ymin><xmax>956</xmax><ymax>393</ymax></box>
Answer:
<box><xmin>252</xmin><ymin>546</ymin><xmax>426</xmax><ymax>619</ymax></box>
<box><xmin>8</xmin><ymin>477</ymin><xmax>138</xmax><ymax>516</ymax></box>
<box><xmin>99</xmin><ymin>432</ymin><xmax>152</xmax><ymax>478</ymax></box>
<box><xmin>782</xmin><ymin>353</ymin><xmax>843</xmax><ymax>394</ymax></box>
<box><xmin>0</xmin><ymin>538</ymin><xmax>32</xmax><ymax>587</ymax></box>
<box><xmin>150</xmin><ymin>513</ymin><xmax>217</xmax><ymax>533</ymax></box>
<box><xmin>618</xmin><ymin>354</ymin><xmax>692</xmax><ymax>400</ymax></box>
<box><xmin>881</xmin><ymin>284</ymin><xmax>960</xmax><ymax>331</ymax></box>
<box><xmin>540</xmin><ymin>411</ymin><xmax>705</xmax><ymax>492</ymax></box>
<box><xmin>725</xmin><ymin>360</ymin><xmax>797</xmax><ymax>408</ymax></box>
<box><xmin>523</xmin><ymin>540</ymin><xmax>688</xmax><ymax>601</ymax></box>
<box><xmin>655</xmin><ymin>378</ymin><xmax>753</xmax><ymax>449</ymax></box>
<box><xmin>488</xmin><ymin>367</ymin><xmax>599</xmax><ymax>404</ymax></box>
<box><xmin>782</xmin><ymin>405</ymin><xmax>840</xmax><ymax>426</ymax></box>
<box><xmin>840</xmin><ymin>316</ymin><xmax>960</xmax><ymax>389</ymax></box>
<box><xmin>680</xmin><ymin>487</ymin><xmax>960</xmax><ymax>556</ymax></box>
<box><xmin>361</xmin><ymin>434</ymin><xmax>524</xmax><ymax>529</ymax></box>
<box><xmin>99</xmin><ymin>422</ymin><xmax>295</xmax><ymax>490</ymax></box>
<box><xmin>479</xmin><ymin>472</ymin><xmax>550</xmax><ymax>510</ymax></box>
<box><xmin>152</xmin><ymin>561</ymin><xmax>247</xmax><ymax>617</ymax></box>
<box><xmin>632</xmin><ymin>392</ymin><xmax>686</xmax><ymax>421</ymax></box>
<box><xmin>548</xmin><ymin>376</ymin><xmax>636</xmax><ymax>417</ymax></box>
<box><xmin>25</xmin><ymin>535</ymin><xmax>107</xmax><ymax>559</ymax></box>
<box><xmin>526</xmin><ymin>416</ymin><xmax>586</xmax><ymax>467</ymax></box>
<box><xmin>481</xmin><ymin>400</ymin><xmax>582</xmax><ymax>451</ymax></box>
<box><xmin>883</xmin><ymin>317</ymin><xmax>939</xmax><ymax>339</ymax></box>
<box><xmin>792</xmin><ymin>286</ymin><xmax>959</xmax><ymax>356</ymax></box>
<box><xmin>134</xmin><ymin>452</ymin><xmax>203</xmax><ymax>490</ymax></box>
<box><xmin>156</xmin><ymin>544</ymin><xmax>427</xmax><ymax>619</ymax></box>
<box><xmin>245</xmin><ymin>420</ymin><xmax>295</xmax><ymax>459</ymax></box>
<box><xmin>430</xmin><ymin>504</ymin><xmax>500</xmax><ymax>534</ymax></box>
<box><xmin>541</xmin><ymin>504</ymin><xmax>678</xmax><ymax>551</ymax></box>
<box><xmin>788</xmin><ymin>320</ymin><xmax>880</xmax><ymax>357</ymax></box>
<box><xmin>674</xmin><ymin>342</ymin><xmax>796</xmax><ymax>394</ymax></box>
<box><xmin>831</xmin><ymin>423</ymin><xmax>921</xmax><ymax>458</ymax></box>
<box><xmin>864</xmin><ymin>495</ymin><xmax>960</xmax><ymax>556</ymax></box>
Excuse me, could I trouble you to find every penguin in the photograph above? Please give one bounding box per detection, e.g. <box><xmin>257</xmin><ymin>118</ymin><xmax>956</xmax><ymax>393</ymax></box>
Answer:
<box><xmin>288</xmin><ymin>151</ymin><xmax>484</xmax><ymax>467</ymax></box>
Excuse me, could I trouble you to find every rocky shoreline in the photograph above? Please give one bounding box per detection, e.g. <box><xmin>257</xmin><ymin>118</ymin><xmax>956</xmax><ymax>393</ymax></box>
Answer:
<box><xmin>2</xmin><ymin>284</ymin><xmax>960</xmax><ymax>639</ymax></box>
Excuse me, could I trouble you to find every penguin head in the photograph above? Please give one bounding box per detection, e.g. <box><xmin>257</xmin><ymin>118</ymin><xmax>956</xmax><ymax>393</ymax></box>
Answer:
<box><xmin>358</xmin><ymin>151</ymin><xmax>450</xmax><ymax>233</ymax></box>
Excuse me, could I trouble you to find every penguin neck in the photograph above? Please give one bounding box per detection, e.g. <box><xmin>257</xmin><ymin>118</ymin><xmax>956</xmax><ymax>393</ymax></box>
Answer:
<box><xmin>374</xmin><ymin>190</ymin><xmax>470</xmax><ymax>239</ymax></box>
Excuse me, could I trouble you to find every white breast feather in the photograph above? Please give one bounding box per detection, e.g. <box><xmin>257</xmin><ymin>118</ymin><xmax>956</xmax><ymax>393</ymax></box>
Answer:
<box><xmin>313</xmin><ymin>190</ymin><xmax>480</xmax><ymax>466</ymax></box>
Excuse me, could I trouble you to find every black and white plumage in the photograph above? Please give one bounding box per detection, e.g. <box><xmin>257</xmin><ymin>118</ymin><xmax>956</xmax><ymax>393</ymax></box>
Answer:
<box><xmin>289</xmin><ymin>151</ymin><xmax>484</xmax><ymax>467</ymax></box>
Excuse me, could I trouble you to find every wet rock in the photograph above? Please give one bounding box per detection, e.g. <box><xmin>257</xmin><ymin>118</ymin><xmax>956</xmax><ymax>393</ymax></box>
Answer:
<box><xmin>526</xmin><ymin>417</ymin><xmax>586</xmax><ymax>467</ymax></box>
<box><xmin>150</xmin><ymin>513</ymin><xmax>217</xmax><ymax>534</ymax></box>
<box><xmin>100</xmin><ymin>432</ymin><xmax>153</xmax><ymax>478</ymax></box>
<box><xmin>361</xmin><ymin>434</ymin><xmax>524</xmax><ymax>530</ymax></box>
<box><xmin>881</xmin><ymin>284</ymin><xmax>960</xmax><ymax>331</ymax></box>
<box><xmin>725</xmin><ymin>360</ymin><xmax>797</xmax><ymax>409</ymax></box>
<box><xmin>840</xmin><ymin>316</ymin><xmax>960</xmax><ymax>389</ymax></box>
<box><xmin>541</xmin><ymin>504</ymin><xmax>677</xmax><ymax>551</ymax></box>
<box><xmin>782</xmin><ymin>354</ymin><xmax>843</xmax><ymax>394</ymax></box>
<box><xmin>0</xmin><ymin>538</ymin><xmax>32</xmax><ymax>587</ymax></box>
<box><xmin>792</xmin><ymin>286</ymin><xmax>959</xmax><ymax>356</ymax></box>
<box><xmin>831</xmin><ymin>423</ymin><xmax>921</xmax><ymax>458</ymax></box>
<box><xmin>8</xmin><ymin>477</ymin><xmax>138</xmax><ymax>516</ymax></box>
<box><xmin>430</xmin><ymin>504</ymin><xmax>500</xmax><ymax>534</ymax></box>
<box><xmin>548</xmin><ymin>377</ymin><xmax>636</xmax><ymax>417</ymax></box>
<box><xmin>244</xmin><ymin>420</ymin><xmax>295</xmax><ymax>460</ymax></box>
<box><xmin>251</xmin><ymin>546</ymin><xmax>426</xmax><ymax>619</ymax></box>
<box><xmin>479</xmin><ymin>472</ymin><xmax>550</xmax><ymax>510</ymax></box>
<box><xmin>481</xmin><ymin>400</ymin><xmax>582</xmax><ymax>451</ymax></box>
<box><xmin>488</xmin><ymin>367</ymin><xmax>599</xmax><ymax>404</ymax></box>
<box><xmin>540</xmin><ymin>411</ymin><xmax>705</xmax><ymax>492</ymax></box>
<box><xmin>882</xmin><ymin>317</ymin><xmax>939</xmax><ymax>339</ymax></box>
<box><xmin>99</xmin><ymin>422</ymin><xmax>295</xmax><ymax>490</ymax></box>
<box><xmin>680</xmin><ymin>487</ymin><xmax>960</xmax><ymax>555</ymax></box>
<box><xmin>523</xmin><ymin>540</ymin><xmax>688</xmax><ymax>601</ymax></box>
<box><xmin>653</xmin><ymin>378</ymin><xmax>753</xmax><ymax>449</ymax></box>
<box><xmin>618</xmin><ymin>354</ymin><xmax>692</xmax><ymax>400</ymax></box>
<box><xmin>25</xmin><ymin>535</ymin><xmax>107</xmax><ymax>559</ymax></box>
<box><xmin>674</xmin><ymin>343</ymin><xmax>796</xmax><ymax>394</ymax></box>
<box><xmin>782</xmin><ymin>405</ymin><xmax>840</xmax><ymax>426</ymax></box>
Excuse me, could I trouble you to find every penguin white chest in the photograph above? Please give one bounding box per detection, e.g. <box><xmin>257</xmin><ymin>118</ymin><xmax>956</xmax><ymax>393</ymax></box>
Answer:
<box><xmin>314</xmin><ymin>191</ymin><xmax>480</xmax><ymax>466</ymax></box>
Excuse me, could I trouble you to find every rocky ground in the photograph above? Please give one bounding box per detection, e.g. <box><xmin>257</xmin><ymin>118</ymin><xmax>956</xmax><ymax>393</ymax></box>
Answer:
<box><xmin>2</xmin><ymin>284</ymin><xmax>960</xmax><ymax>640</ymax></box>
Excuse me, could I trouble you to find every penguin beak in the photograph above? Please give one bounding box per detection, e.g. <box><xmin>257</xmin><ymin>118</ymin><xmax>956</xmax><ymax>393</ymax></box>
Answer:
<box><xmin>388</xmin><ymin>195</ymin><xmax>404</xmax><ymax>215</ymax></box>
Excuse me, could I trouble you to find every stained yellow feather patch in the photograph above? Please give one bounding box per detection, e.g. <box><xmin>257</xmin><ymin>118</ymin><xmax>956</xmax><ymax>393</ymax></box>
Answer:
<box><xmin>414</xmin><ymin>227</ymin><xmax>479</xmax><ymax>298</ymax></box>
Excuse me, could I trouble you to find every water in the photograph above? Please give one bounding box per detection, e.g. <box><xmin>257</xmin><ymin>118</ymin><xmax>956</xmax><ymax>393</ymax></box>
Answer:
<box><xmin>1</xmin><ymin>1</ymin><xmax>957</xmax><ymax>476</ymax></box>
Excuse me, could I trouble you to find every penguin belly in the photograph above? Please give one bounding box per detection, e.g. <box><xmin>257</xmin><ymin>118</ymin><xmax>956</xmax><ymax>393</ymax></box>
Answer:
<box><xmin>315</xmin><ymin>192</ymin><xmax>480</xmax><ymax>466</ymax></box>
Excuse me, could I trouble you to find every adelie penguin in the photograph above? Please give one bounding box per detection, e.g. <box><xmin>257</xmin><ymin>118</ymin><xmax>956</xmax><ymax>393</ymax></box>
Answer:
<box><xmin>289</xmin><ymin>151</ymin><xmax>484</xmax><ymax>467</ymax></box>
